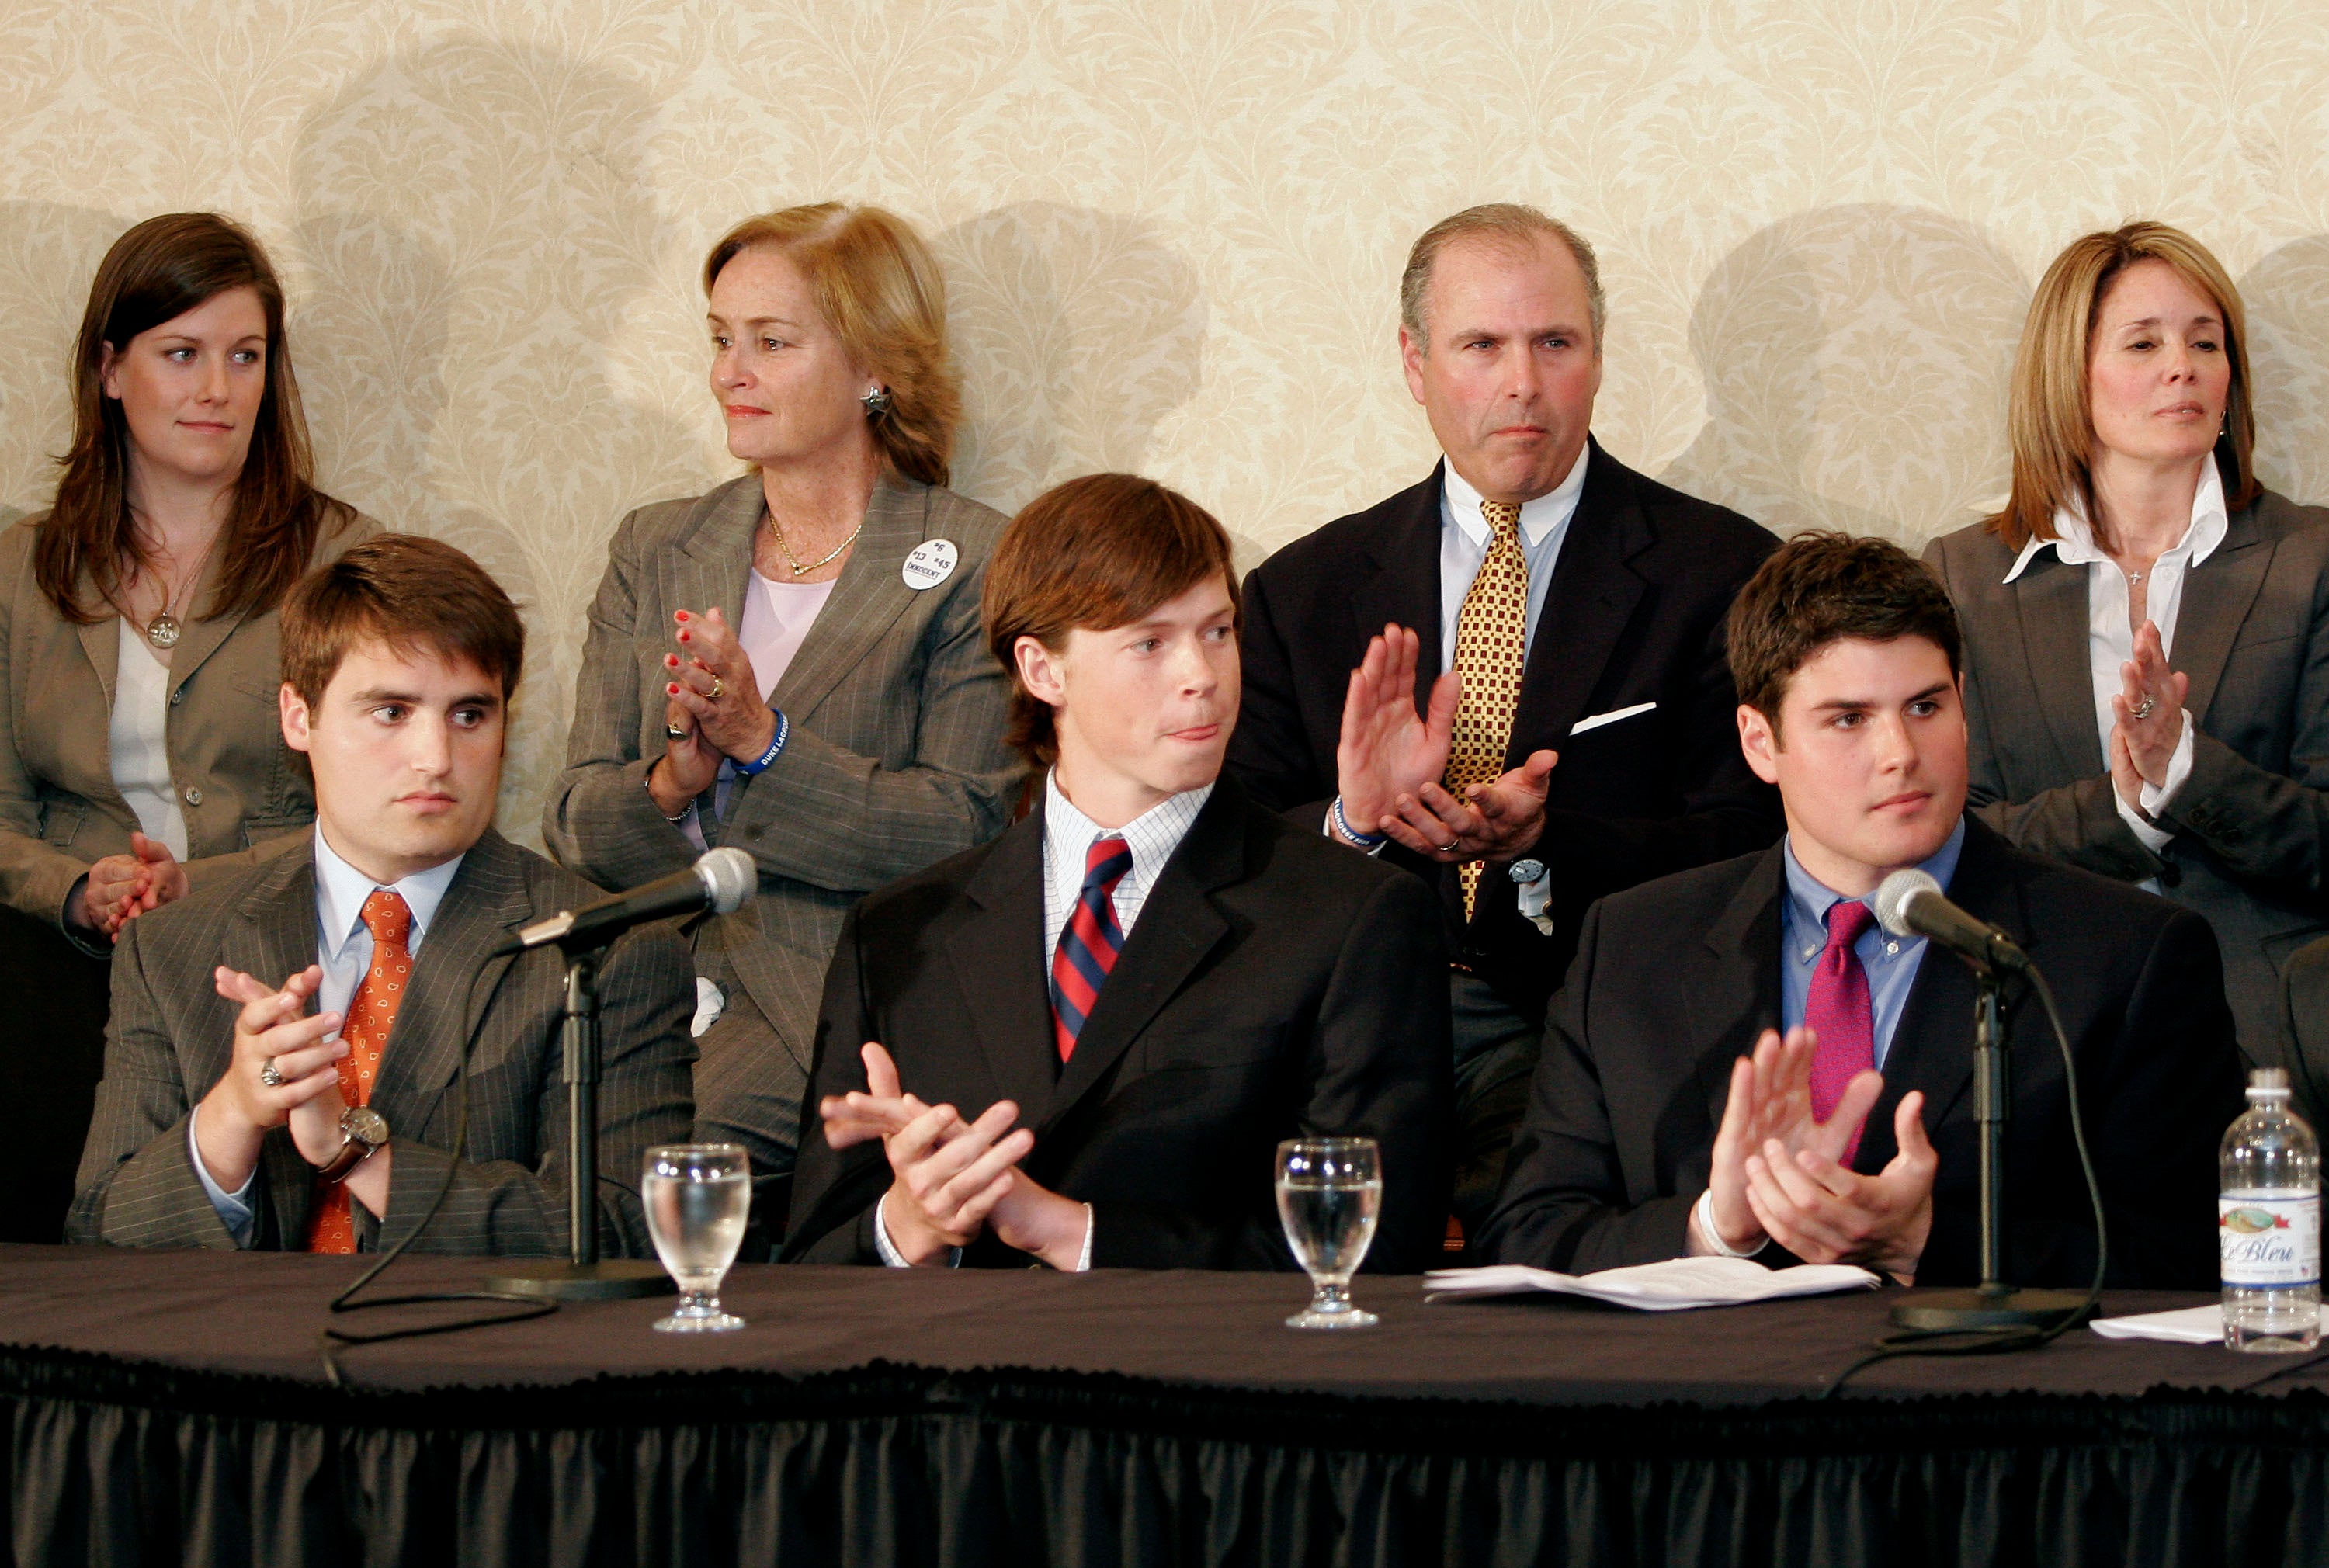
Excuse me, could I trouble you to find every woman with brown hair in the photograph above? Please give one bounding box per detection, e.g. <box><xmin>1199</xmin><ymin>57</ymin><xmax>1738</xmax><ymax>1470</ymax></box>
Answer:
<box><xmin>1925</xmin><ymin>221</ymin><xmax>2329</xmax><ymax>1101</ymax></box>
<box><xmin>545</xmin><ymin>203</ymin><xmax>1019</xmax><ymax>1243</ymax></box>
<box><xmin>0</xmin><ymin>211</ymin><xmax>372</xmax><ymax>1238</ymax></box>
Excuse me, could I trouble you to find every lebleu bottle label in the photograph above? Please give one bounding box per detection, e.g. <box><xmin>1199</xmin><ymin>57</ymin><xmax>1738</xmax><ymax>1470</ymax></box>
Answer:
<box><xmin>2220</xmin><ymin>1195</ymin><xmax>2322</xmax><ymax>1287</ymax></box>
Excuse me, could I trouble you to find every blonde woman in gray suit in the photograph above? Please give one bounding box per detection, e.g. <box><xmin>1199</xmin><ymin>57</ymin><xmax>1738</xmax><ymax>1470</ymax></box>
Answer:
<box><xmin>1925</xmin><ymin>222</ymin><xmax>2329</xmax><ymax>1097</ymax></box>
<box><xmin>545</xmin><ymin>205</ymin><xmax>1019</xmax><ymax>1238</ymax></box>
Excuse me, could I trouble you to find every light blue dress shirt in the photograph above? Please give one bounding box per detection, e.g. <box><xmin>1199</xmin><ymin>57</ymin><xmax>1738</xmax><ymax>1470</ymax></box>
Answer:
<box><xmin>188</xmin><ymin>829</ymin><xmax>466</xmax><ymax>1245</ymax></box>
<box><xmin>1435</xmin><ymin>443</ymin><xmax>1589</xmax><ymax>668</ymax></box>
<box><xmin>1777</xmin><ymin>818</ymin><xmax>1966</xmax><ymax>1071</ymax></box>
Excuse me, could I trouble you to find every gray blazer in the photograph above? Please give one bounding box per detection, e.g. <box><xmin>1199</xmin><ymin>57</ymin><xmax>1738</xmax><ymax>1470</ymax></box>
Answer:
<box><xmin>542</xmin><ymin>474</ymin><xmax>1021</xmax><ymax>1137</ymax></box>
<box><xmin>0</xmin><ymin>507</ymin><xmax>376</xmax><ymax>935</ymax></box>
<box><xmin>68</xmin><ymin>830</ymin><xmax>696</xmax><ymax>1254</ymax></box>
<box><xmin>1925</xmin><ymin>489</ymin><xmax>2329</xmax><ymax>1067</ymax></box>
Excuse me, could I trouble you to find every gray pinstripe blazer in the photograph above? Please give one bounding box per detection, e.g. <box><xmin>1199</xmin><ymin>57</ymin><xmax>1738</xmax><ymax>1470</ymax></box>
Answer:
<box><xmin>67</xmin><ymin>830</ymin><xmax>696</xmax><ymax>1254</ymax></box>
<box><xmin>542</xmin><ymin>474</ymin><xmax>1022</xmax><ymax>1101</ymax></box>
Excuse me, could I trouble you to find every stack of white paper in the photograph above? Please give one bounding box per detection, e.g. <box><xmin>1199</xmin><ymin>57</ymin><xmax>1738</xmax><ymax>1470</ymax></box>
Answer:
<box><xmin>2088</xmin><ymin>1305</ymin><xmax>2224</xmax><ymax>1344</ymax></box>
<box><xmin>1423</xmin><ymin>1254</ymin><xmax>1881</xmax><ymax>1311</ymax></box>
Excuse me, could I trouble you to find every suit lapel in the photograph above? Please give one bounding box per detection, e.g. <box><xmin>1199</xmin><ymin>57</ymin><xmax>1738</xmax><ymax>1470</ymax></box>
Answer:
<box><xmin>1686</xmin><ymin>846</ymin><xmax>1788</xmax><ymax>1130</ymax></box>
<box><xmin>1035</xmin><ymin>787</ymin><xmax>1241</xmax><ymax>1134</ymax></box>
<box><xmin>75</xmin><ymin>619</ymin><xmax>120</xmax><ymax>704</ymax></box>
<box><xmin>2172</xmin><ymin>505</ymin><xmax>2272</xmax><ymax>727</ymax></box>
<box><xmin>946</xmin><ymin>817</ymin><xmax>1057</xmax><ymax>1120</ymax></box>
<box><xmin>1853</xmin><ymin>820</ymin><xmax>2035</xmax><ymax>1173</ymax></box>
<box><xmin>371</xmin><ymin>831</ymin><xmax>532</xmax><ymax>1122</ymax></box>
<box><xmin>675</xmin><ymin>475</ymin><xmax>762</xmax><ymax>644</ymax></box>
<box><xmin>771</xmin><ymin>477</ymin><xmax>929</xmax><ymax>722</ymax></box>
<box><xmin>1352</xmin><ymin>469</ymin><xmax>1447</xmax><ymax>718</ymax></box>
<box><xmin>2007</xmin><ymin>551</ymin><xmax>2105</xmax><ymax>775</ymax></box>
<box><xmin>1508</xmin><ymin>441</ymin><xmax>1651</xmax><ymax>761</ymax></box>
<box><xmin>166</xmin><ymin>543</ymin><xmax>247</xmax><ymax>698</ymax></box>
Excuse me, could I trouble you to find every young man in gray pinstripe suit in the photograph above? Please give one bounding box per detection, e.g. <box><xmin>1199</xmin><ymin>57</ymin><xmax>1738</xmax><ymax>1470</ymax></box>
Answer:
<box><xmin>70</xmin><ymin>536</ymin><xmax>696</xmax><ymax>1255</ymax></box>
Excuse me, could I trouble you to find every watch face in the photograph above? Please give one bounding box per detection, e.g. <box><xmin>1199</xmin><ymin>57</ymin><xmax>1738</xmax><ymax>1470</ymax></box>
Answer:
<box><xmin>1509</xmin><ymin>859</ymin><xmax>1546</xmax><ymax>884</ymax></box>
<box><xmin>342</xmin><ymin>1106</ymin><xmax>389</xmax><ymax>1147</ymax></box>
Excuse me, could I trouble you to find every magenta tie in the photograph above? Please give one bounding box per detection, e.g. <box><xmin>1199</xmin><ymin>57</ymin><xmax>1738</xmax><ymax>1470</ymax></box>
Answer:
<box><xmin>1806</xmin><ymin>900</ymin><xmax>1877</xmax><ymax>1164</ymax></box>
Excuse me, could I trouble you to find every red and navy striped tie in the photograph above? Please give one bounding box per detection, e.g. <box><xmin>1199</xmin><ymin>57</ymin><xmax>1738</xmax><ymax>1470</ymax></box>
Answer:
<box><xmin>1052</xmin><ymin>835</ymin><xmax>1133</xmax><ymax>1063</ymax></box>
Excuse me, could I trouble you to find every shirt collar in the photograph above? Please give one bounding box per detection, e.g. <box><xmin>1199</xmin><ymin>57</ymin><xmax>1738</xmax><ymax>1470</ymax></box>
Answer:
<box><xmin>312</xmin><ymin>825</ymin><xmax>465</xmax><ymax>962</ymax></box>
<box><xmin>2002</xmin><ymin>459</ymin><xmax>2229</xmax><ymax>582</ymax></box>
<box><xmin>1781</xmin><ymin>816</ymin><xmax>1966</xmax><ymax>950</ymax></box>
<box><xmin>1441</xmin><ymin>440</ymin><xmax>1591</xmax><ymax>549</ymax></box>
<box><xmin>1043</xmin><ymin>772</ymin><xmax>1212</xmax><ymax>879</ymax></box>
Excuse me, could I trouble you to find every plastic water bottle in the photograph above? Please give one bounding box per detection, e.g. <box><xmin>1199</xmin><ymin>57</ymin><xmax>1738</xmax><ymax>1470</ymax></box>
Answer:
<box><xmin>2221</xmin><ymin>1067</ymin><xmax>2321</xmax><ymax>1353</ymax></box>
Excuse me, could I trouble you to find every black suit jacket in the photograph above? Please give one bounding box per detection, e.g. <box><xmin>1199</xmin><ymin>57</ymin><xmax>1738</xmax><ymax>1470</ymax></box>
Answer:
<box><xmin>1480</xmin><ymin>817</ymin><xmax>2244</xmax><ymax>1289</ymax></box>
<box><xmin>1227</xmin><ymin>440</ymin><xmax>1783</xmax><ymax>1019</ymax></box>
<box><xmin>781</xmin><ymin>780</ymin><xmax>1453</xmax><ymax>1271</ymax></box>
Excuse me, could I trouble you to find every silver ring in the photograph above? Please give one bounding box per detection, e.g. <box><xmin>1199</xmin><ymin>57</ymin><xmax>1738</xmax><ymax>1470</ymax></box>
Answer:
<box><xmin>259</xmin><ymin>1059</ymin><xmax>284</xmax><ymax>1088</ymax></box>
<box><xmin>666</xmin><ymin>723</ymin><xmax>688</xmax><ymax>740</ymax></box>
<box><xmin>2131</xmin><ymin>696</ymin><xmax>2157</xmax><ymax>721</ymax></box>
<box><xmin>1439</xmin><ymin>839</ymin><xmax>1461</xmax><ymax>854</ymax></box>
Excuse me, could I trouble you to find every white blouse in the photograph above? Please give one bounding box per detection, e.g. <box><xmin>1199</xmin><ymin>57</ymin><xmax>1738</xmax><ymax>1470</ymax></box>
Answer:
<box><xmin>107</xmin><ymin>620</ymin><xmax>189</xmax><ymax>861</ymax></box>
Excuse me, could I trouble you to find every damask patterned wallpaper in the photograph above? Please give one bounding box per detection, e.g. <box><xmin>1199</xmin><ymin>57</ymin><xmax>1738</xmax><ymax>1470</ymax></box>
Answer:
<box><xmin>6</xmin><ymin>0</ymin><xmax>2328</xmax><ymax>841</ymax></box>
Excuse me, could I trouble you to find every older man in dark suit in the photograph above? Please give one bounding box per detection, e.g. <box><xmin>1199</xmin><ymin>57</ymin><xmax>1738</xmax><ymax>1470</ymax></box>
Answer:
<box><xmin>1482</xmin><ymin>532</ymin><xmax>2244</xmax><ymax>1289</ymax></box>
<box><xmin>71</xmin><ymin>536</ymin><xmax>695</xmax><ymax>1254</ymax></box>
<box><xmin>783</xmin><ymin>474</ymin><xmax>1452</xmax><ymax>1271</ymax></box>
<box><xmin>1229</xmin><ymin>203</ymin><xmax>1782</xmax><ymax>1233</ymax></box>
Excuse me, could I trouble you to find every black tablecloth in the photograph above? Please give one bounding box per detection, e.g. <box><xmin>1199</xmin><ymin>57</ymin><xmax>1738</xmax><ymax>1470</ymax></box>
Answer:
<box><xmin>4</xmin><ymin>1244</ymin><xmax>2326</xmax><ymax>1566</ymax></box>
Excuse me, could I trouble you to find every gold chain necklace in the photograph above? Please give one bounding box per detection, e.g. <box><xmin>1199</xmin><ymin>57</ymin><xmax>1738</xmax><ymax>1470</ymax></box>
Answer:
<box><xmin>140</xmin><ymin>529</ymin><xmax>221</xmax><ymax>650</ymax></box>
<box><xmin>765</xmin><ymin>506</ymin><xmax>864</xmax><ymax>579</ymax></box>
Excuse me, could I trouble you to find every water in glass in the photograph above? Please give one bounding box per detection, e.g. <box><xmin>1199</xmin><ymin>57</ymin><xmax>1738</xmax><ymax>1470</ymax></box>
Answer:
<box><xmin>1276</xmin><ymin>1138</ymin><xmax>1382</xmax><ymax>1329</ymax></box>
<box><xmin>643</xmin><ymin>1143</ymin><xmax>751</xmax><ymax>1334</ymax></box>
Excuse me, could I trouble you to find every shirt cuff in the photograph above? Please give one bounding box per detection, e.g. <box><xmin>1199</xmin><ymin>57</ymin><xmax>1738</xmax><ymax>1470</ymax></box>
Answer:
<box><xmin>186</xmin><ymin>1106</ymin><xmax>258</xmax><ymax>1248</ymax></box>
<box><xmin>873</xmin><ymin>1190</ymin><xmax>960</xmax><ymax>1268</ymax></box>
<box><xmin>2138</xmin><ymin>709</ymin><xmax>2198</xmax><ymax>823</ymax></box>
<box><xmin>1689</xmin><ymin>1188</ymin><xmax>1766</xmax><ymax>1260</ymax></box>
<box><xmin>1072</xmin><ymin>1203</ymin><xmax>1095</xmax><ymax>1273</ymax></box>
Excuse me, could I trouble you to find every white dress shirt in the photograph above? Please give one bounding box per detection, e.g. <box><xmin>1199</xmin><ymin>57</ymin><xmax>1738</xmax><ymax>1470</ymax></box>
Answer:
<box><xmin>189</xmin><ymin>828</ymin><xmax>466</xmax><ymax>1244</ymax></box>
<box><xmin>2002</xmin><ymin>461</ymin><xmax>2223</xmax><ymax>869</ymax></box>
<box><xmin>875</xmin><ymin>772</ymin><xmax>1213</xmax><ymax>1270</ymax></box>
<box><xmin>1435</xmin><ymin>443</ymin><xmax>1590</xmax><ymax>670</ymax></box>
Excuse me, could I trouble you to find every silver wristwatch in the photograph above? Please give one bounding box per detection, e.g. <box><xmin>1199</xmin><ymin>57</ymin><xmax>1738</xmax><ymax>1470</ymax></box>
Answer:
<box><xmin>316</xmin><ymin>1105</ymin><xmax>389</xmax><ymax>1185</ymax></box>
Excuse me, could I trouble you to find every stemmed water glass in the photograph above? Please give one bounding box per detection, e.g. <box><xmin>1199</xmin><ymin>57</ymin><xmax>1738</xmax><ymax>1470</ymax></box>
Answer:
<box><xmin>642</xmin><ymin>1143</ymin><xmax>751</xmax><ymax>1333</ymax></box>
<box><xmin>1276</xmin><ymin>1137</ymin><xmax>1383</xmax><ymax>1329</ymax></box>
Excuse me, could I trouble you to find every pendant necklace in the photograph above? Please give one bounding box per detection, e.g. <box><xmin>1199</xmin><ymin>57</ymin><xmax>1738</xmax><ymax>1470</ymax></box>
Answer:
<box><xmin>141</xmin><ymin>531</ymin><xmax>220</xmax><ymax>650</ymax></box>
<box><xmin>765</xmin><ymin>505</ymin><xmax>864</xmax><ymax>579</ymax></box>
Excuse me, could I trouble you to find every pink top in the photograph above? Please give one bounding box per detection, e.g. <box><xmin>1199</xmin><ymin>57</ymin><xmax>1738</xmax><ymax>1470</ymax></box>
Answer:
<box><xmin>682</xmin><ymin>570</ymin><xmax>838</xmax><ymax>848</ymax></box>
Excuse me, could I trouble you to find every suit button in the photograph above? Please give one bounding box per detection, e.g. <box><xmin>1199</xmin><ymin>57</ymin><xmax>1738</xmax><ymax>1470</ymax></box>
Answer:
<box><xmin>169</xmin><ymin>689</ymin><xmax>183</xmax><ymax>706</ymax></box>
<box><xmin>2157</xmin><ymin>862</ymin><xmax>2181</xmax><ymax>888</ymax></box>
<box><xmin>183</xmin><ymin>786</ymin><xmax>203</xmax><ymax>807</ymax></box>
<box><xmin>745</xmin><ymin>824</ymin><xmax>763</xmax><ymax>840</ymax></box>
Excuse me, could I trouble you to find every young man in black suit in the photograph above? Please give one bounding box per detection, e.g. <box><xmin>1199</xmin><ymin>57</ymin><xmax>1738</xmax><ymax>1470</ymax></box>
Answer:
<box><xmin>1229</xmin><ymin>204</ymin><xmax>1783</xmax><ymax>1233</ymax></box>
<box><xmin>782</xmin><ymin>474</ymin><xmax>1452</xmax><ymax>1271</ymax></box>
<box><xmin>1480</xmin><ymin>532</ymin><xmax>2244</xmax><ymax>1289</ymax></box>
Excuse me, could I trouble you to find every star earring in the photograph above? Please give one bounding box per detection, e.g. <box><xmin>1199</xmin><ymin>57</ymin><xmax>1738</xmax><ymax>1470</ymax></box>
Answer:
<box><xmin>861</xmin><ymin>384</ymin><xmax>892</xmax><ymax>417</ymax></box>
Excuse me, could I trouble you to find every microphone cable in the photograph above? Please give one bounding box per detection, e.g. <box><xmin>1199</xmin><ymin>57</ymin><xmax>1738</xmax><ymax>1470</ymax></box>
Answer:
<box><xmin>1822</xmin><ymin>960</ymin><xmax>2108</xmax><ymax>1397</ymax></box>
<box><xmin>318</xmin><ymin>958</ymin><xmax>561</xmax><ymax>1387</ymax></box>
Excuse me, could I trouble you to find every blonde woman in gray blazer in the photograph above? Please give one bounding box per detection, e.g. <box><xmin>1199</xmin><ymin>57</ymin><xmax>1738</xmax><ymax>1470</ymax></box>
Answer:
<box><xmin>545</xmin><ymin>206</ymin><xmax>1019</xmax><ymax>1233</ymax></box>
<box><xmin>1926</xmin><ymin>223</ymin><xmax>2329</xmax><ymax>1088</ymax></box>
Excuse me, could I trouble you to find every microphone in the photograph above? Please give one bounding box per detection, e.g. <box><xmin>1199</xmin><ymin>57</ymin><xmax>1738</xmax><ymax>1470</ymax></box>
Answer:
<box><xmin>497</xmin><ymin>848</ymin><xmax>755</xmax><ymax>956</ymax></box>
<box><xmin>1872</xmin><ymin>869</ymin><xmax>2029</xmax><ymax>975</ymax></box>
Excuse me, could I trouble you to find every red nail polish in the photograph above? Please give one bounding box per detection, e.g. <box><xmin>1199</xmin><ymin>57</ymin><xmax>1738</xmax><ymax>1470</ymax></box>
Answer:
<box><xmin>678</xmin><ymin>630</ymin><xmax>691</xmax><ymax>642</ymax></box>
<box><xmin>668</xmin><ymin>683</ymin><xmax>680</xmax><ymax>696</ymax></box>
<box><xmin>675</xmin><ymin>610</ymin><xmax>690</xmax><ymax>621</ymax></box>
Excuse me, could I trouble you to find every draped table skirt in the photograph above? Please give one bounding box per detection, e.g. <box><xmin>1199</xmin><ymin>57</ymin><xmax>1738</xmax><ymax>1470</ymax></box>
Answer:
<box><xmin>2</xmin><ymin>1245</ymin><xmax>2324</xmax><ymax>1567</ymax></box>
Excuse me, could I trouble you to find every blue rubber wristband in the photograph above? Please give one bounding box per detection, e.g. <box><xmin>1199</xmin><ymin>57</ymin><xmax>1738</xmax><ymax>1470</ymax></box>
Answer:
<box><xmin>733</xmin><ymin>709</ymin><xmax>790</xmax><ymax>775</ymax></box>
<box><xmin>1331</xmin><ymin>794</ymin><xmax>1388</xmax><ymax>848</ymax></box>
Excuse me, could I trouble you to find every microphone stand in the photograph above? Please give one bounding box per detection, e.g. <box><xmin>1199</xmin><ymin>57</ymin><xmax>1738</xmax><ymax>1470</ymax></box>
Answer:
<box><xmin>482</xmin><ymin>948</ymin><xmax>672</xmax><ymax>1302</ymax></box>
<box><xmin>1889</xmin><ymin>963</ymin><xmax>2094</xmax><ymax>1331</ymax></box>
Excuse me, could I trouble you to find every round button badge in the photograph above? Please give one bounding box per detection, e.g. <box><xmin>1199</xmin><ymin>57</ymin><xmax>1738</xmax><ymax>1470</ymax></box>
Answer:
<box><xmin>902</xmin><ymin>539</ymin><xmax>959</xmax><ymax>591</ymax></box>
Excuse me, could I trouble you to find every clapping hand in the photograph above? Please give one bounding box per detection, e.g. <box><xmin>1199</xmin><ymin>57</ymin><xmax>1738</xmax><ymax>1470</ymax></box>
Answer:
<box><xmin>664</xmin><ymin>608</ymin><xmax>776</xmax><ymax>763</ymax></box>
<box><xmin>1378</xmin><ymin>750</ymin><xmax>1558</xmax><ymax>864</ymax></box>
<box><xmin>78</xmin><ymin>831</ymin><xmax>189</xmax><ymax>940</ymax></box>
<box><xmin>1704</xmin><ymin>1027</ymin><xmax>1881</xmax><ymax>1252</ymax></box>
<box><xmin>822</xmin><ymin>1043</ymin><xmax>1089</xmax><ymax>1269</ymax></box>
<box><xmin>1334</xmin><ymin>625</ymin><xmax>1459</xmax><ymax>845</ymax></box>
<box><xmin>2109</xmin><ymin>619</ymin><xmax>2188</xmax><ymax>813</ymax></box>
<box><xmin>192</xmin><ymin>964</ymin><xmax>348</xmax><ymax>1192</ymax></box>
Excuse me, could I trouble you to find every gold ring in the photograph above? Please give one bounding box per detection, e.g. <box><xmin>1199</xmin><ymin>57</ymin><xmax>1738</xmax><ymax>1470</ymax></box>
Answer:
<box><xmin>709</xmin><ymin>675</ymin><xmax>725</xmax><ymax>701</ymax></box>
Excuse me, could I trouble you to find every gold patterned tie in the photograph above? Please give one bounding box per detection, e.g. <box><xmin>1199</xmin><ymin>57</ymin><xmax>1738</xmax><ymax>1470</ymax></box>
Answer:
<box><xmin>1444</xmin><ymin>499</ymin><xmax>1529</xmax><ymax>920</ymax></box>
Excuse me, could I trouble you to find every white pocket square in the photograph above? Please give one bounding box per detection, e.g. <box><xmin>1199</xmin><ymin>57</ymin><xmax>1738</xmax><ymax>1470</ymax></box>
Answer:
<box><xmin>1569</xmin><ymin>701</ymin><xmax>1657</xmax><ymax>737</ymax></box>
